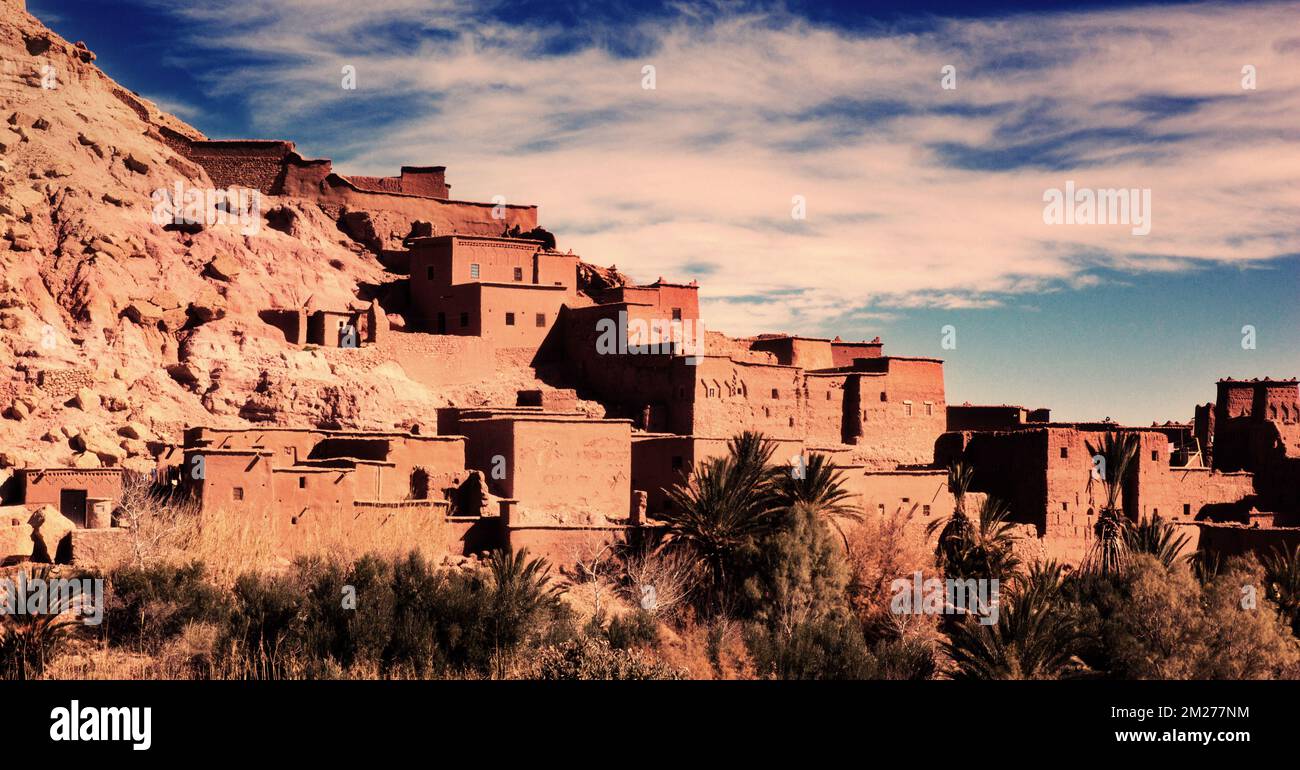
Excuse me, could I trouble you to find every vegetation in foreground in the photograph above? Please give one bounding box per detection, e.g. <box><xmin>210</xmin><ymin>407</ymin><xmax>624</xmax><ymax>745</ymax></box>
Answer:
<box><xmin>4</xmin><ymin>431</ymin><xmax>1298</xmax><ymax>680</ymax></box>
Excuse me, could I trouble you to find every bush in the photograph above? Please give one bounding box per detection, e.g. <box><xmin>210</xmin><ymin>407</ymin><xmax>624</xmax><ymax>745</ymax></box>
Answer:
<box><xmin>299</xmin><ymin>554</ymin><xmax>393</xmax><ymax>672</ymax></box>
<box><xmin>746</xmin><ymin>615</ymin><xmax>874</xmax><ymax>680</ymax></box>
<box><xmin>217</xmin><ymin>570</ymin><xmax>307</xmax><ymax>680</ymax></box>
<box><xmin>865</xmin><ymin>637</ymin><xmax>936</xmax><ymax>680</ymax></box>
<box><xmin>533</xmin><ymin>636</ymin><xmax>684</xmax><ymax>680</ymax></box>
<box><xmin>105</xmin><ymin>561</ymin><xmax>229</xmax><ymax>650</ymax></box>
<box><xmin>607</xmin><ymin>609</ymin><xmax>659</xmax><ymax>649</ymax></box>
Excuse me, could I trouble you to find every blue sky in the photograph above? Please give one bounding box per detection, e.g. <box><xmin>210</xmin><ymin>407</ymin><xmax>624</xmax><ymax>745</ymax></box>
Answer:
<box><xmin>30</xmin><ymin>0</ymin><xmax>1300</xmax><ymax>423</ymax></box>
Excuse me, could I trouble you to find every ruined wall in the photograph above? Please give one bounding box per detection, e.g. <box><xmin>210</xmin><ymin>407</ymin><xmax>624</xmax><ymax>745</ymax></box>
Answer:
<box><xmin>750</xmin><ymin>337</ymin><xmax>834</xmax><ymax>370</ymax></box>
<box><xmin>311</xmin><ymin>176</ymin><xmax>537</xmax><ymax>237</ymax></box>
<box><xmin>181</xmin><ymin>141</ymin><xmax>294</xmax><ymax>194</ymax></box>
<box><xmin>348</xmin><ymin>166</ymin><xmax>449</xmax><ymax>198</ymax></box>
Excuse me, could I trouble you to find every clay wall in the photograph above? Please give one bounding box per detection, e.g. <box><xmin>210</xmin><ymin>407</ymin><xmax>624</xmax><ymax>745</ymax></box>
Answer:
<box><xmin>691</xmin><ymin>356</ymin><xmax>805</xmax><ymax>440</ymax></box>
<box><xmin>556</xmin><ymin>305</ymin><xmax>693</xmax><ymax>433</ymax></box>
<box><xmin>348</xmin><ymin>166</ymin><xmax>449</xmax><ymax>198</ymax></box>
<box><xmin>855</xmin><ymin>358</ymin><xmax>946</xmax><ymax>467</ymax></box>
<box><xmin>1197</xmin><ymin>523</ymin><xmax>1300</xmax><ymax>561</ymax></box>
<box><xmin>599</xmin><ymin>284</ymin><xmax>700</xmax><ymax>322</ymax></box>
<box><xmin>946</xmin><ymin>405</ymin><xmax>1040</xmax><ymax>431</ymax></box>
<box><xmin>478</xmin><ymin>284</ymin><xmax>570</xmax><ymax>348</ymax></box>
<box><xmin>630</xmin><ymin>434</ymin><xmax>805</xmax><ymax>514</ymax></box>
<box><xmin>21</xmin><ymin>468</ymin><xmax>124</xmax><ymax>515</ymax></box>
<box><xmin>460</xmin><ymin>417</ymin><xmax>632</xmax><ymax>525</ymax></box>
<box><xmin>830</xmin><ymin>340</ymin><xmax>883</xmax><ymax>367</ymax></box>
<box><xmin>750</xmin><ymin>337</ymin><xmax>834</xmax><ymax>370</ymax></box>
<box><xmin>803</xmin><ymin>372</ymin><xmax>853</xmax><ymax>445</ymax></box>
<box><xmin>182</xmin><ymin>140</ymin><xmax>294</xmax><ymax>194</ymax></box>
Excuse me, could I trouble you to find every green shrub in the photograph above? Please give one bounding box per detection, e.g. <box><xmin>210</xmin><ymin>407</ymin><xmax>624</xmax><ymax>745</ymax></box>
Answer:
<box><xmin>746</xmin><ymin>615</ymin><xmax>873</xmax><ymax>680</ymax></box>
<box><xmin>218</xmin><ymin>570</ymin><xmax>307</xmax><ymax>680</ymax></box>
<box><xmin>105</xmin><ymin>561</ymin><xmax>229</xmax><ymax>650</ymax></box>
<box><xmin>607</xmin><ymin>609</ymin><xmax>659</xmax><ymax>649</ymax></box>
<box><xmin>299</xmin><ymin>554</ymin><xmax>393</xmax><ymax>672</ymax></box>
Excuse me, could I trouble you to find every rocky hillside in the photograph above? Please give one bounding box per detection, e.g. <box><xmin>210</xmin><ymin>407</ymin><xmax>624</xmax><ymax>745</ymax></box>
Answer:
<box><xmin>0</xmin><ymin>2</ymin><xmax>584</xmax><ymax>481</ymax></box>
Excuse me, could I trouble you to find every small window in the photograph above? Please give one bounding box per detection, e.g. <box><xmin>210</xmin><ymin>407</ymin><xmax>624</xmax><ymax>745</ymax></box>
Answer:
<box><xmin>1060</xmin><ymin>447</ymin><xmax>1069</xmax><ymax>459</ymax></box>
<box><xmin>671</xmin><ymin>456</ymin><xmax>683</xmax><ymax>470</ymax></box>
<box><xmin>671</xmin><ymin>307</ymin><xmax>682</xmax><ymax>321</ymax></box>
<box><xmin>904</xmin><ymin>401</ymin><xmax>913</xmax><ymax>416</ymax></box>
<box><xmin>788</xmin><ymin>416</ymin><xmax>795</xmax><ymax>427</ymax></box>
<box><xmin>1183</xmin><ymin>503</ymin><xmax>1191</xmax><ymax>517</ymax></box>
<box><xmin>1151</xmin><ymin>450</ymin><xmax>1158</xmax><ymax>461</ymax></box>
<box><xmin>880</xmin><ymin>392</ymin><xmax>887</xmax><ymax>402</ymax></box>
<box><xmin>505</xmin><ymin>313</ymin><xmax>515</xmax><ymax>326</ymax></box>
<box><xmin>460</xmin><ymin>312</ymin><xmax>469</xmax><ymax>327</ymax></box>
<box><xmin>923</xmin><ymin>505</ymin><xmax>931</xmax><ymax>516</ymax></box>
<box><xmin>470</xmin><ymin>263</ymin><xmax>480</xmax><ymax>279</ymax></box>
<box><xmin>877</xmin><ymin>503</ymin><xmax>885</xmax><ymax>515</ymax></box>
<box><xmin>514</xmin><ymin>267</ymin><xmax>523</xmax><ymax>281</ymax></box>
<box><xmin>771</xmin><ymin>388</ymin><xmax>779</xmax><ymax>399</ymax></box>
<box><xmin>536</xmin><ymin>313</ymin><xmax>546</xmax><ymax>327</ymax></box>
<box><xmin>232</xmin><ymin>487</ymin><xmax>244</xmax><ymax>501</ymax></box>
<box><xmin>1062</xmin><ymin>502</ymin><xmax>1068</xmax><ymax>511</ymax></box>
<box><xmin>925</xmin><ymin>401</ymin><xmax>933</xmax><ymax>416</ymax></box>
<box><xmin>298</xmin><ymin>476</ymin><xmax>306</xmax><ymax>489</ymax></box>
<box><xmin>825</xmin><ymin>391</ymin><xmax>832</xmax><ymax>400</ymax></box>
<box><xmin>425</xmin><ymin>266</ymin><xmax>434</xmax><ymax>280</ymax></box>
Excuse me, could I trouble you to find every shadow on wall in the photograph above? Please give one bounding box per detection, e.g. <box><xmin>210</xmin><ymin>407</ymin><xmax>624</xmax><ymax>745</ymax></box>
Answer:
<box><xmin>259</xmin><ymin>309</ymin><xmax>301</xmax><ymax>344</ymax></box>
<box><xmin>1196</xmin><ymin>498</ymin><xmax>1262</xmax><ymax>524</ymax></box>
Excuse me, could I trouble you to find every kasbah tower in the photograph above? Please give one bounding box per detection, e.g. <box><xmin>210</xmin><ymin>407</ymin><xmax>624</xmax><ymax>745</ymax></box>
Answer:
<box><xmin>0</xmin><ymin>0</ymin><xmax>1297</xmax><ymax>570</ymax></box>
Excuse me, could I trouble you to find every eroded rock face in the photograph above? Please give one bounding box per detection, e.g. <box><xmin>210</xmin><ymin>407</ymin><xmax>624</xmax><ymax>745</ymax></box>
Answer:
<box><xmin>0</xmin><ymin>5</ymin><xmax>606</xmax><ymax>480</ymax></box>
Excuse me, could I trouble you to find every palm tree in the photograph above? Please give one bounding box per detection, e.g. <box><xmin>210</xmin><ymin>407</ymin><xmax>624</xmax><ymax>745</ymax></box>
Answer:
<box><xmin>1084</xmin><ymin>431</ymin><xmax>1139</xmax><ymax>575</ymax></box>
<box><xmin>945</xmin><ymin>561</ymin><xmax>1084</xmax><ymax>680</ymax></box>
<box><xmin>1262</xmin><ymin>544</ymin><xmax>1300</xmax><ymax>636</ymax></box>
<box><xmin>927</xmin><ymin>461</ymin><xmax>976</xmax><ymax>576</ymax></box>
<box><xmin>486</xmin><ymin>547</ymin><xmax>561</xmax><ymax>676</ymax></box>
<box><xmin>773</xmin><ymin>452</ymin><xmax>862</xmax><ymax>549</ymax></box>
<box><xmin>929</xmin><ymin>496</ymin><xmax>1022</xmax><ymax>584</ymax></box>
<box><xmin>1123</xmin><ymin>514</ymin><xmax>1191</xmax><ymax>569</ymax></box>
<box><xmin>661</xmin><ymin>432</ymin><xmax>784</xmax><ymax>611</ymax></box>
<box><xmin>0</xmin><ymin>567</ymin><xmax>85</xmax><ymax>680</ymax></box>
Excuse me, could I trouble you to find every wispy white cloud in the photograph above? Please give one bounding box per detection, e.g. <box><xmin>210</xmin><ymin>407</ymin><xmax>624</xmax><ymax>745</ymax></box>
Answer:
<box><xmin>143</xmin><ymin>0</ymin><xmax>1300</xmax><ymax>337</ymax></box>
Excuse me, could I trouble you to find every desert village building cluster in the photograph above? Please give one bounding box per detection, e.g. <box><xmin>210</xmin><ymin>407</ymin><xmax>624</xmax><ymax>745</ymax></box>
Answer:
<box><xmin>0</xmin><ymin>6</ymin><xmax>1297</xmax><ymax>571</ymax></box>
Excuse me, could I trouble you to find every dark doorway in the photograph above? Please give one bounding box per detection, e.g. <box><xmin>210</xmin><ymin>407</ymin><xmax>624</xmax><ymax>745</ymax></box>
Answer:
<box><xmin>60</xmin><ymin>489</ymin><xmax>88</xmax><ymax>527</ymax></box>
